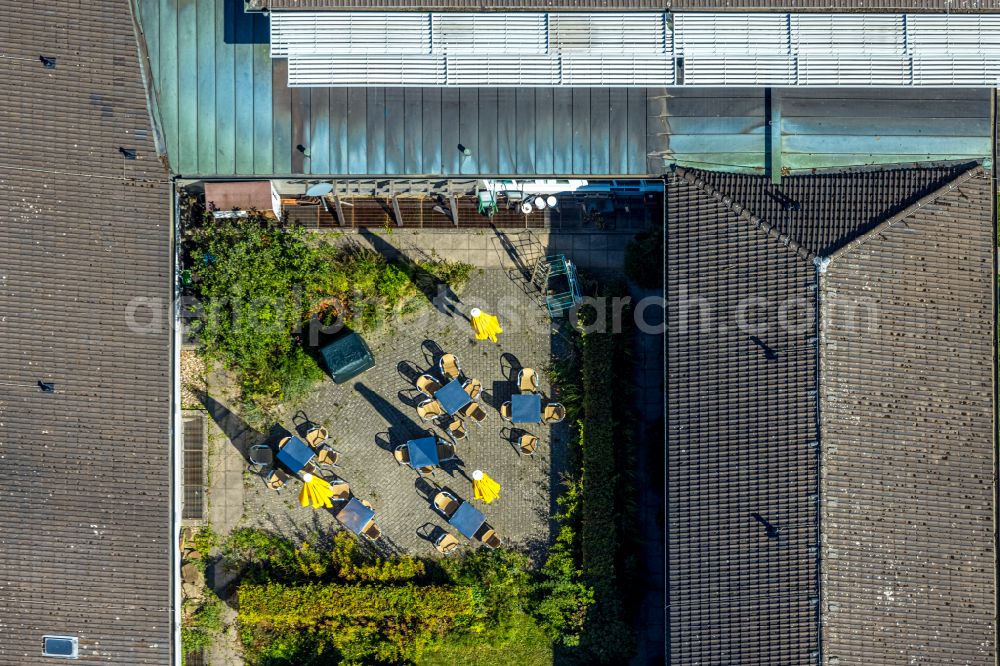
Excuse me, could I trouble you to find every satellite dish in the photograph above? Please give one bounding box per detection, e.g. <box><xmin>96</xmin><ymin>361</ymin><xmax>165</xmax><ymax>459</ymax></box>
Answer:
<box><xmin>520</xmin><ymin>202</ymin><xmax>533</xmax><ymax>214</ymax></box>
<box><xmin>546</xmin><ymin>195</ymin><xmax>557</xmax><ymax>208</ymax></box>
<box><xmin>534</xmin><ymin>197</ymin><xmax>546</xmax><ymax>210</ymax></box>
<box><xmin>306</xmin><ymin>182</ymin><xmax>334</xmax><ymax>197</ymax></box>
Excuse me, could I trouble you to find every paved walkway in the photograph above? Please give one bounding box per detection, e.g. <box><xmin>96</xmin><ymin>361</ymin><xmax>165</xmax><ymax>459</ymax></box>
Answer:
<box><xmin>240</xmin><ymin>268</ymin><xmax>573</xmax><ymax>559</ymax></box>
<box><xmin>325</xmin><ymin>227</ymin><xmax>633</xmax><ymax>273</ymax></box>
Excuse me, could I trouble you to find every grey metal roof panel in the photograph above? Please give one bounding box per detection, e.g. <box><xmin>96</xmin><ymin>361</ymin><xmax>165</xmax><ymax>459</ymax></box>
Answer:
<box><xmin>0</xmin><ymin>0</ymin><xmax>173</xmax><ymax>663</ymax></box>
<box><xmin>818</xmin><ymin>168</ymin><xmax>996</xmax><ymax>665</ymax></box>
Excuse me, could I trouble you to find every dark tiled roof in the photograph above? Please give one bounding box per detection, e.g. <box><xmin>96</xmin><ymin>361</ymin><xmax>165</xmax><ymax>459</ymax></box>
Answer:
<box><xmin>819</xmin><ymin>167</ymin><xmax>996</xmax><ymax>665</ymax></box>
<box><xmin>682</xmin><ymin>163</ymin><xmax>974</xmax><ymax>259</ymax></box>
<box><xmin>665</xmin><ymin>163</ymin><xmax>996</xmax><ymax>664</ymax></box>
<box><xmin>0</xmin><ymin>0</ymin><xmax>173</xmax><ymax>663</ymax></box>
<box><xmin>665</xmin><ymin>175</ymin><xmax>820</xmax><ymax>665</ymax></box>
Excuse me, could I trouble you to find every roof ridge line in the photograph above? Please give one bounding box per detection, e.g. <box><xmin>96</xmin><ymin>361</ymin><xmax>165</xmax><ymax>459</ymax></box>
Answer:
<box><xmin>673</xmin><ymin>167</ymin><xmax>817</xmax><ymax>265</ymax></box>
<box><xmin>821</xmin><ymin>163</ymin><xmax>984</xmax><ymax>270</ymax></box>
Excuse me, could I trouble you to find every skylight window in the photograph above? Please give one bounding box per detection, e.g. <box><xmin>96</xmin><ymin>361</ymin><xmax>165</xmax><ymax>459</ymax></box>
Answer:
<box><xmin>42</xmin><ymin>636</ymin><xmax>78</xmax><ymax>659</ymax></box>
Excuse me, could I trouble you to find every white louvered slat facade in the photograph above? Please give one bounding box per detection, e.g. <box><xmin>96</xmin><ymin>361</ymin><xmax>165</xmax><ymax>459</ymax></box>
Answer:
<box><xmin>446</xmin><ymin>55</ymin><xmax>558</xmax><ymax>85</ymax></box>
<box><xmin>562</xmin><ymin>56</ymin><xmax>674</xmax><ymax>85</ymax></box>
<box><xmin>270</xmin><ymin>11</ymin><xmax>1000</xmax><ymax>87</ymax></box>
<box><xmin>270</xmin><ymin>13</ymin><xmax>430</xmax><ymax>57</ymax></box>
<box><xmin>673</xmin><ymin>13</ymin><xmax>790</xmax><ymax>56</ymax></box>
<box><xmin>681</xmin><ymin>56</ymin><xmax>797</xmax><ymax>86</ymax></box>
<box><xmin>433</xmin><ymin>14</ymin><xmax>548</xmax><ymax>55</ymax></box>
<box><xmin>791</xmin><ymin>14</ymin><xmax>904</xmax><ymax>55</ymax></box>
<box><xmin>549</xmin><ymin>13</ymin><xmax>666</xmax><ymax>54</ymax></box>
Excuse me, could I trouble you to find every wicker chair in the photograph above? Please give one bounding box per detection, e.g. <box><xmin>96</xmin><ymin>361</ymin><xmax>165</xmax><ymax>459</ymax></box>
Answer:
<box><xmin>316</xmin><ymin>445</ymin><xmax>340</xmax><ymax>468</ymax></box>
<box><xmin>433</xmin><ymin>491</ymin><xmax>460</xmax><ymax>519</ymax></box>
<box><xmin>416</xmin><ymin>374</ymin><xmax>443</xmax><ymax>397</ymax></box>
<box><xmin>265</xmin><ymin>469</ymin><xmax>288</xmax><ymax>492</ymax></box>
<box><xmin>329</xmin><ymin>480</ymin><xmax>351</xmax><ymax>501</ymax></box>
<box><xmin>305</xmin><ymin>426</ymin><xmax>328</xmax><ymax>447</ymax></box>
<box><xmin>438</xmin><ymin>353</ymin><xmax>462</xmax><ymax>381</ymax></box>
<box><xmin>519</xmin><ymin>433</ymin><xmax>539</xmax><ymax>457</ymax></box>
<box><xmin>462</xmin><ymin>377</ymin><xmax>482</xmax><ymax>399</ymax></box>
<box><xmin>435</xmin><ymin>532</ymin><xmax>460</xmax><ymax>555</ymax></box>
<box><xmin>480</xmin><ymin>528</ymin><xmax>502</xmax><ymax>549</ymax></box>
<box><xmin>393</xmin><ymin>445</ymin><xmax>411</xmax><ymax>466</ymax></box>
<box><xmin>362</xmin><ymin>521</ymin><xmax>382</xmax><ymax>542</ymax></box>
<box><xmin>416</xmin><ymin>398</ymin><xmax>445</xmax><ymax>422</ymax></box>
<box><xmin>460</xmin><ymin>402</ymin><xmax>487</xmax><ymax>426</ymax></box>
<box><xmin>517</xmin><ymin>368</ymin><xmax>539</xmax><ymax>393</ymax></box>
<box><xmin>447</xmin><ymin>419</ymin><xmax>467</xmax><ymax>442</ymax></box>
<box><xmin>543</xmin><ymin>403</ymin><xmax>566</xmax><ymax>424</ymax></box>
<box><xmin>499</xmin><ymin>401</ymin><xmax>513</xmax><ymax>422</ymax></box>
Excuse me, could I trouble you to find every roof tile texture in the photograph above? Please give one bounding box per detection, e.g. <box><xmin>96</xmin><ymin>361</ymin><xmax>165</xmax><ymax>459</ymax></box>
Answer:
<box><xmin>819</xmin><ymin>170</ymin><xmax>996</xmax><ymax>665</ymax></box>
<box><xmin>666</xmin><ymin>176</ymin><xmax>820</xmax><ymax>665</ymax></box>
<box><xmin>0</xmin><ymin>0</ymin><xmax>173</xmax><ymax>663</ymax></box>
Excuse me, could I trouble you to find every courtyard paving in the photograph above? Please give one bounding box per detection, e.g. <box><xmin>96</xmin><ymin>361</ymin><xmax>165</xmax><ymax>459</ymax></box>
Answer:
<box><xmin>239</xmin><ymin>267</ymin><xmax>576</xmax><ymax>558</ymax></box>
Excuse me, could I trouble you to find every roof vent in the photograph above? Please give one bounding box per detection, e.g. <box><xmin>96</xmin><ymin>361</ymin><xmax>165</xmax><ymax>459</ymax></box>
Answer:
<box><xmin>39</xmin><ymin>55</ymin><xmax>57</xmax><ymax>69</ymax></box>
<box><xmin>42</xmin><ymin>635</ymin><xmax>78</xmax><ymax>659</ymax></box>
<box><xmin>118</xmin><ymin>147</ymin><xmax>137</xmax><ymax>159</ymax></box>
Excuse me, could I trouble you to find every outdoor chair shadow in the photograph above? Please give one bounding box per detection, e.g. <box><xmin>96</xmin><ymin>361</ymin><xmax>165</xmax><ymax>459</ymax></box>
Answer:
<box><xmin>415</xmin><ymin>522</ymin><xmax>446</xmax><ymax>545</ymax></box>
<box><xmin>421</xmin><ymin>339</ymin><xmax>446</xmax><ymax>369</ymax></box>
<box><xmin>396</xmin><ymin>360</ymin><xmax>423</xmax><ymax>384</ymax></box>
<box><xmin>499</xmin><ymin>352</ymin><xmax>523</xmax><ymax>381</ymax></box>
<box><xmin>413</xmin><ymin>476</ymin><xmax>437</xmax><ymax>501</ymax></box>
<box><xmin>396</xmin><ymin>388</ymin><xmax>425</xmax><ymax>408</ymax></box>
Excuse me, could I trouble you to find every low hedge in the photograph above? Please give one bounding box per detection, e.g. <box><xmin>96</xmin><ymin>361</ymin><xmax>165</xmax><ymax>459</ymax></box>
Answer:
<box><xmin>238</xmin><ymin>582</ymin><xmax>475</xmax><ymax>663</ymax></box>
<box><xmin>577</xmin><ymin>324</ymin><xmax>634</xmax><ymax>662</ymax></box>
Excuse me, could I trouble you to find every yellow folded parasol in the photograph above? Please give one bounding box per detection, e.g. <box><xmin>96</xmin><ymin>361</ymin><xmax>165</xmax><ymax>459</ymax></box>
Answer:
<box><xmin>470</xmin><ymin>308</ymin><xmax>503</xmax><ymax>344</ymax></box>
<box><xmin>298</xmin><ymin>472</ymin><xmax>335</xmax><ymax>509</ymax></box>
<box><xmin>472</xmin><ymin>469</ymin><xmax>501</xmax><ymax>504</ymax></box>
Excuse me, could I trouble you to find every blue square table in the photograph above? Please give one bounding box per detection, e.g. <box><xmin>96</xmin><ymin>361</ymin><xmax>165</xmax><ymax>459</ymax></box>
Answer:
<box><xmin>435</xmin><ymin>379</ymin><xmax>472</xmax><ymax>416</ymax></box>
<box><xmin>337</xmin><ymin>497</ymin><xmax>375</xmax><ymax>535</ymax></box>
<box><xmin>449</xmin><ymin>502</ymin><xmax>486</xmax><ymax>539</ymax></box>
<box><xmin>407</xmin><ymin>436</ymin><xmax>440</xmax><ymax>469</ymax></box>
<box><xmin>276</xmin><ymin>436</ymin><xmax>314</xmax><ymax>474</ymax></box>
<box><xmin>511</xmin><ymin>393</ymin><xmax>542</xmax><ymax>423</ymax></box>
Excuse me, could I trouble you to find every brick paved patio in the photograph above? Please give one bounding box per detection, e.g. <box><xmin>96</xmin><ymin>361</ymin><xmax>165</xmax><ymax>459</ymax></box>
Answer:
<box><xmin>241</xmin><ymin>267</ymin><xmax>575</xmax><ymax>559</ymax></box>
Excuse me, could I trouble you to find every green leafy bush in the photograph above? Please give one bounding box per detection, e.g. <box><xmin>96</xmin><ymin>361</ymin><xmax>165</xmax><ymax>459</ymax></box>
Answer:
<box><xmin>188</xmin><ymin>213</ymin><xmax>332</xmax><ymax>401</ymax></box>
<box><xmin>182</xmin><ymin>596</ymin><xmax>224</xmax><ymax>655</ymax></box>
<box><xmin>534</xmin><ymin>480</ymin><xmax>593</xmax><ymax>647</ymax></box>
<box><xmin>186</xmin><ymin>212</ymin><xmax>474</xmax><ymax>404</ymax></box>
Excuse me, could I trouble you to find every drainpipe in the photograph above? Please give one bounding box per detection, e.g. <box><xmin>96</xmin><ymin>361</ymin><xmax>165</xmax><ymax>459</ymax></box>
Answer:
<box><xmin>169</xmin><ymin>179</ymin><xmax>183</xmax><ymax>666</ymax></box>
